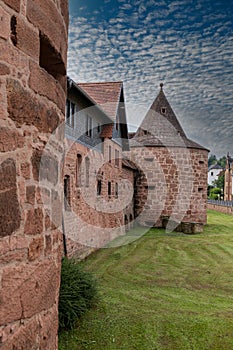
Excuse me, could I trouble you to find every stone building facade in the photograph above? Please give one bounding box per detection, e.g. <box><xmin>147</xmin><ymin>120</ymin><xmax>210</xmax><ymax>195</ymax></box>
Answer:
<box><xmin>63</xmin><ymin>79</ymin><xmax>136</xmax><ymax>258</ymax></box>
<box><xmin>0</xmin><ymin>0</ymin><xmax>68</xmax><ymax>348</ymax></box>
<box><xmin>224</xmin><ymin>153</ymin><xmax>233</xmax><ymax>201</ymax></box>
<box><xmin>129</xmin><ymin>84</ymin><xmax>209</xmax><ymax>233</ymax></box>
<box><xmin>64</xmin><ymin>81</ymin><xmax>208</xmax><ymax>256</ymax></box>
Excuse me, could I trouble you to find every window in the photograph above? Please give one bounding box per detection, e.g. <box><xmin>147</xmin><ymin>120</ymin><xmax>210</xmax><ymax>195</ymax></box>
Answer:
<box><xmin>97</xmin><ymin>180</ymin><xmax>102</xmax><ymax>196</ymax></box>
<box><xmin>66</xmin><ymin>99</ymin><xmax>75</xmax><ymax>127</ymax></box>
<box><xmin>115</xmin><ymin>149</ymin><xmax>120</xmax><ymax>166</ymax></box>
<box><xmin>161</xmin><ymin>107</ymin><xmax>166</xmax><ymax>114</ymax></box>
<box><xmin>115</xmin><ymin>182</ymin><xmax>118</xmax><ymax>198</ymax></box>
<box><xmin>108</xmin><ymin>182</ymin><xmax>111</xmax><ymax>197</ymax></box>
<box><xmin>97</xmin><ymin>123</ymin><xmax>101</xmax><ymax>133</ymax></box>
<box><xmin>109</xmin><ymin>145</ymin><xmax>112</xmax><ymax>163</ymax></box>
<box><xmin>211</xmin><ymin>172</ymin><xmax>213</xmax><ymax>176</ymax></box>
<box><xmin>64</xmin><ymin>176</ymin><xmax>71</xmax><ymax>210</ymax></box>
<box><xmin>85</xmin><ymin>157</ymin><xmax>90</xmax><ymax>187</ymax></box>
<box><xmin>86</xmin><ymin>115</ymin><xmax>92</xmax><ymax>137</ymax></box>
<box><xmin>76</xmin><ymin>154</ymin><xmax>82</xmax><ymax>187</ymax></box>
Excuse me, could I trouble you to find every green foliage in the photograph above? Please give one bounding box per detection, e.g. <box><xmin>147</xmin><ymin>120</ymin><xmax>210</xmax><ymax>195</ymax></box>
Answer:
<box><xmin>209</xmin><ymin>187</ymin><xmax>222</xmax><ymax>199</ymax></box>
<box><xmin>208</xmin><ymin>154</ymin><xmax>217</xmax><ymax>167</ymax></box>
<box><xmin>208</xmin><ymin>155</ymin><xmax>226</xmax><ymax>169</ymax></box>
<box><xmin>212</xmin><ymin>173</ymin><xmax>225</xmax><ymax>191</ymax></box>
<box><xmin>58</xmin><ymin>258</ymin><xmax>98</xmax><ymax>331</ymax></box>
<box><xmin>59</xmin><ymin>211</ymin><xmax>233</xmax><ymax>349</ymax></box>
<box><xmin>217</xmin><ymin>156</ymin><xmax>226</xmax><ymax>168</ymax></box>
<box><xmin>207</xmin><ymin>184</ymin><xmax>213</xmax><ymax>197</ymax></box>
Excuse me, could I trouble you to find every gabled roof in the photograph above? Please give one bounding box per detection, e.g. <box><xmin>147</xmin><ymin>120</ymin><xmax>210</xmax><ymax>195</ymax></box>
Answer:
<box><xmin>131</xmin><ymin>83</ymin><xmax>208</xmax><ymax>151</ymax></box>
<box><xmin>208</xmin><ymin>164</ymin><xmax>223</xmax><ymax>171</ymax></box>
<box><xmin>77</xmin><ymin>82</ymin><xmax>123</xmax><ymax>120</ymax></box>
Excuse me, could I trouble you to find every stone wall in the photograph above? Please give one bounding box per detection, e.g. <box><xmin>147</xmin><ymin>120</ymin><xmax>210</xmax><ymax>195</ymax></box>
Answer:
<box><xmin>0</xmin><ymin>0</ymin><xmax>68</xmax><ymax>348</ymax></box>
<box><xmin>207</xmin><ymin>203</ymin><xmax>233</xmax><ymax>215</ymax></box>
<box><xmin>63</xmin><ymin>138</ymin><xmax>135</xmax><ymax>258</ymax></box>
<box><xmin>130</xmin><ymin>146</ymin><xmax>208</xmax><ymax>231</ymax></box>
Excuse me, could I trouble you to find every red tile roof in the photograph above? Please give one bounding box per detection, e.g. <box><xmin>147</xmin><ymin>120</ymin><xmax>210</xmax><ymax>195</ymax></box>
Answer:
<box><xmin>77</xmin><ymin>82</ymin><xmax>123</xmax><ymax>120</ymax></box>
<box><xmin>100</xmin><ymin>124</ymin><xmax>114</xmax><ymax>138</ymax></box>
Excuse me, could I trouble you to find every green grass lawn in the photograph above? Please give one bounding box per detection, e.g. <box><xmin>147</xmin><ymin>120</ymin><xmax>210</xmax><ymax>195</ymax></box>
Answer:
<box><xmin>59</xmin><ymin>210</ymin><xmax>233</xmax><ymax>350</ymax></box>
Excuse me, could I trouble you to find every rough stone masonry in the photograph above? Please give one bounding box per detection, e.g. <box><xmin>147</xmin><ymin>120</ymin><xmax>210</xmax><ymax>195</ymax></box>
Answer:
<box><xmin>0</xmin><ymin>0</ymin><xmax>68</xmax><ymax>348</ymax></box>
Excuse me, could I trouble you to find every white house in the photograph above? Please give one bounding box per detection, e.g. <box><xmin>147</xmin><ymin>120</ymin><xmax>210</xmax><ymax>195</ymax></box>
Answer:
<box><xmin>208</xmin><ymin>164</ymin><xmax>223</xmax><ymax>186</ymax></box>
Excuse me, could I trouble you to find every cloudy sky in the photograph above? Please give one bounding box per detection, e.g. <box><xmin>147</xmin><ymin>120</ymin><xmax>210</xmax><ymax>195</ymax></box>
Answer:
<box><xmin>68</xmin><ymin>0</ymin><xmax>233</xmax><ymax>157</ymax></box>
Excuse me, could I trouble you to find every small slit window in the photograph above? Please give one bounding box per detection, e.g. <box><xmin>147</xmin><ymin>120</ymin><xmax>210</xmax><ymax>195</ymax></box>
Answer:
<box><xmin>108</xmin><ymin>182</ymin><xmax>111</xmax><ymax>197</ymax></box>
<box><xmin>97</xmin><ymin>180</ymin><xmax>102</xmax><ymax>196</ymax></box>
<box><xmin>115</xmin><ymin>183</ymin><xmax>118</xmax><ymax>198</ymax></box>
<box><xmin>161</xmin><ymin>107</ymin><xmax>166</xmax><ymax>114</ymax></box>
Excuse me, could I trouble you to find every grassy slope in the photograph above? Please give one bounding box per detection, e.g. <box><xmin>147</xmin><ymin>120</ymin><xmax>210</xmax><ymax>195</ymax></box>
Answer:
<box><xmin>59</xmin><ymin>210</ymin><xmax>233</xmax><ymax>350</ymax></box>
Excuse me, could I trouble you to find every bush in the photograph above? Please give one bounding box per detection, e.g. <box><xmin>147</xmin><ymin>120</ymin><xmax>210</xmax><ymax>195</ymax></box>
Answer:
<box><xmin>58</xmin><ymin>257</ymin><xmax>98</xmax><ymax>330</ymax></box>
<box><xmin>209</xmin><ymin>187</ymin><xmax>222</xmax><ymax>200</ymax></box>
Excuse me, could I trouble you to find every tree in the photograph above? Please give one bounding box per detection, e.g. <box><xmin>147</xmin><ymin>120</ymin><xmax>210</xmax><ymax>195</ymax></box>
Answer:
<box><xmin>209</xmin><ymin>187</ymin><xmax>222</xmax><ymax>200</ymax></box>
<box><xmin>208</xmin><ymin>154</ymin><xmax>217</xmax><ymax>167</ymax></box>
<box><xmin>212</xmin><ymin>172</ymin><xmax>224</xmax><ymax>191</ymax></box>
<box><xmin>217</xmin><ymin>156</ymin><xmax>226</xmax><ymax>168</ymax></box>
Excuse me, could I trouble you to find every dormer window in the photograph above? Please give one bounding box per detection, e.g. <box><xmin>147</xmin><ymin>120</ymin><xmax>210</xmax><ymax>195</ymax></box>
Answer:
<box><xmin>161</xmin><ymin>107</ymin><xmax>166</xmax><ymax>114</ymax></box>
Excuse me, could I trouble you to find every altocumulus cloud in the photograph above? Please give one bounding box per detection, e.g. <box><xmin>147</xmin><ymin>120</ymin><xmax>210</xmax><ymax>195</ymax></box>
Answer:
<box><xmin>68</xmin><ymin>0</ymin><xmax>233</xmax><ymax>156</ymax></box>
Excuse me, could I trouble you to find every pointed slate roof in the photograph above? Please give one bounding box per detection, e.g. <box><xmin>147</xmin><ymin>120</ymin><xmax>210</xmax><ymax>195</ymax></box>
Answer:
<box><xmin>130</xmin><ymin>83</ymin><xmax>208</xmax><ymax>151</ymax></box>
<box><xmin>77</xmin><ymin>82</ymin><xmax>123</xmax><ymax>120</ymax></box>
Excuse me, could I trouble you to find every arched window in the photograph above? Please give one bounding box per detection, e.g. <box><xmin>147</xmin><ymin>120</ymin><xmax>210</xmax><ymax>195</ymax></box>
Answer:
<box><xmin>85</xmin><ymin>157</ymin><xmax>90</xmax><ymax>187</ymax></box>
<box><xmin>76</xmin><ymin>154</ymin><xmax>82</xmax><ymax>187</ymax></box>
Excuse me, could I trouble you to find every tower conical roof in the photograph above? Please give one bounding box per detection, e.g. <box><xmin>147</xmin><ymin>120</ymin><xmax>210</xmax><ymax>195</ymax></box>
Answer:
<box><xmin>130</xmin><ymin>83</ymin><xmax>208</xmax><ymax>150</ymax></box>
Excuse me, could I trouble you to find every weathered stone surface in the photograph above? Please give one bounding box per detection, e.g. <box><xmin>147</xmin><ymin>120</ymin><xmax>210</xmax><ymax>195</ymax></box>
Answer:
<box><xmin>60</xmin><ymin>0</ymin><xmax>69</xmax><ymax>29</ymax></box>
<box><xmin>3</xmin><ymin>0</ymin><xmax>20</xmax><ymax>12</ymax></box>
<box><xmin>31</xmin><ymin>149</ymin><xmax>58</xmax><ymax>185</ymax></box>
<box><xmin>0</xmin><ymin>259</ymin><xmax>60</xmax><ymax>325</ymax></box>
<box><xmin>0</xmin><ymin>0</ymin><xmax>67</xmax><ymax>346</ymax></box>
<box><xmin>28</xmin><ymin>236</ymin><xmax>44</xmax><ymax>261</ymax></box>
<box><xmin>13</xmin><ymin>15</ymin><xmax>40</xmax><ymax>60</ymax></box>
<box><xmin>7</xmin><ymin>79</ymin><xmax>60</xmax><ymax>132</ymax></box>
<box><xmin>20</xmin><ymin>162</ymin><xmax>31</xmax><ymax>179</ymax></box>
<box><xmin>44</xmin><ymin>234</ymin><xmax>52</xmax><ymax>255</ymax></box>
<box><xmin>0</xmin><ymin>7</ymin><xmax>10</xmax><ymax>40</ymax></box>
<box><xmin>27</xmin><ymin>0</ymin><xmax>67</xmax><ymax>66</ymax></box>
<box><xmin>29</xmin><ymin>60</ymin><xmax>66</xmax><ymax>111</ymax></box>
<box><xmin>26</xmin><ymin>185</ymin><xmax>35</xmax><ymax>205</ymax></box>
<box><xmin>39</xmin><ymin>306</ymin><xmax>58</xmax><ymax>350</ymax></box>
<box><xmin>24</xmin><ymin>208</ymin><xmax>43</xmax><ymax>235</ymax></box>
<box><xmin>0</xmin><ymin>159</ymin><xmax>21</xmax><ymax>238</ymax></box>
<box><xmin>0</xmin><ymin>62</ymin><xmax>10</xmax><ymax>75</ymax></box>
<box><xmin>0</xmin><ymin>317</ymin><xmax>40</xmax><ymax>350</ymax></box>
<box><xmin>51</xmin><ymin>190</ymin><xmax>62</xmax><ymax>228</ymax></box>
<box><xmin>0</xmin><ymin>127</ymin><xmax>24</xmax><ymax>152</ymax></box>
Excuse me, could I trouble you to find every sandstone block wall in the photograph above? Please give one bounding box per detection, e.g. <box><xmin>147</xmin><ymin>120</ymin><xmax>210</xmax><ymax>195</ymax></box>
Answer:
<box><xmin>130</xmin><ymin>146</ymin><xmax>208</xmax><ymax>229</ymax></box>
<box><xmin>207</xmin><ymin>203</ymin><xmax>233</xmax><ymax>215</ymax></box>
<box><xmin>63</xmin><ymin>138</ymin><xmax>135</xmax><ymax>258</ymax></box>
<box><xmin>0</xmin><ymin>0</ymin><xmax>68</xmax><ymax>348</ymax></box>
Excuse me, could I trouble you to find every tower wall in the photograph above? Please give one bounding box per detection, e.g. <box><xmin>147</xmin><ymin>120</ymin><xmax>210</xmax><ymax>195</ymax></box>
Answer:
<box><xmin>131</xmin><ymin>146</ymin><xmax>208</xmax><ymax>230</ymax></box>
<box><xmin>0</xmin><ymin>0</ymin><xmax>68</xmax><ymax>348</ymax></box>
